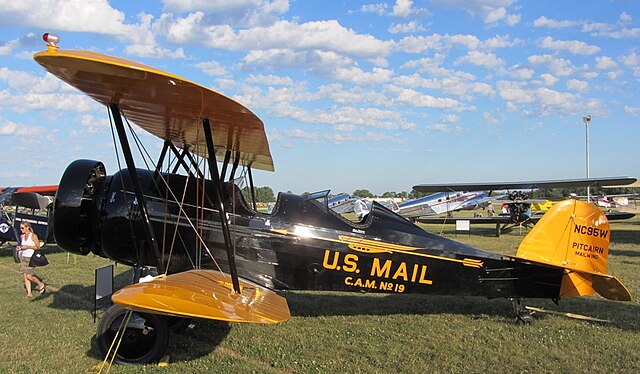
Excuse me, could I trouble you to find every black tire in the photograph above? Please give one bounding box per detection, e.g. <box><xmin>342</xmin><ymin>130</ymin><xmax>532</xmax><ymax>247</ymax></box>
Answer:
<box><xmin>96</xmin><ymin>304</ymin><xmax>169</xmax><ymax>364</ymax></box>
<box><xmin>516</xmin><ymin>314</ymin><xmax>535</xmax><ymax>326</ymax></box>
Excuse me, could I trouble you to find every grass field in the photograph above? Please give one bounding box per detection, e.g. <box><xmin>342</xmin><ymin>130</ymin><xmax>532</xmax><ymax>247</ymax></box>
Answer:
<box><xmin>0</xmin><ymin>216</ymin><xmax>639</xmax><ymax>373</ymax></box>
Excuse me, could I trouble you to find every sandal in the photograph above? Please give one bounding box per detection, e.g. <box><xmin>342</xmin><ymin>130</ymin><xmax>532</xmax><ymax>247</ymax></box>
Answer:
<box><xmin>39</xmin><ymin>284</ymin><xmax>46</xmax><ymax>294</ymax></box>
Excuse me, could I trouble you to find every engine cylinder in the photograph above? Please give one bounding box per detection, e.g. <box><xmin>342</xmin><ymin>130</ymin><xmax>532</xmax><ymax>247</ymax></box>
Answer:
<box><xmin>53</xmin><ymin>159</ymin><xmax>106</xmax><ymax>255</ymax></box>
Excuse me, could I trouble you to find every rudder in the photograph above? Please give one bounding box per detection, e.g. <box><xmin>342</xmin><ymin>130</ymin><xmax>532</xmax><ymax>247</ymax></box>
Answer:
<box><xmin>515</xmin><ymin>199</ymin><xmax>630</xmax><ymax>301</ymax></box>
<box><xmin>516</xmin><ymin>199</ymin><xmax>610</xmax><ymax>274</ymax></box>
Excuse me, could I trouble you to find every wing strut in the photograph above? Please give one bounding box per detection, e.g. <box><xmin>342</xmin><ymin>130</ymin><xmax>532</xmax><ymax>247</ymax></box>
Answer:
<box><xmin>247</xmin><ymin>166</ymin><xmax>257</xmax><ymax>210</ymax></box>
<box><xmin>109</xmin><ymin>104</ymin><xmax>165</xmax><ymax>274</ymax></box>
<box><xmin>202</xmin><ymin>118</ymin><xmax>241</xmax><ymax>294</ymax></box>
<box><xmin>153</xmin><ymin>140</ymin><xmax>170</xmax><ymax>179</ymax></box>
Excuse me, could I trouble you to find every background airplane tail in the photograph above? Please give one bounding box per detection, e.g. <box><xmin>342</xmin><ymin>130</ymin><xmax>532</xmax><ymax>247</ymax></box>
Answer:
<box><xmin>516</xmin><ymin>199</ymin><xmax>631</xmax><ymax>301</ymax></box>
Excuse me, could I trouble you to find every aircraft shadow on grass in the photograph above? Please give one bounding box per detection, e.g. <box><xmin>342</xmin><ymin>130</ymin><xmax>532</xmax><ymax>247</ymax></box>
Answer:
<box><xmin>80</xmin><ymin>291</ymin><xmax>639</xmax><ymax>363</ymax></box>
<box><xmin>284</xmin><ymin>292</ymin><xmax>640</xmax><ymax>332</ymax></box>
<box><xmin>609</xmin><ymin>228</ymin><xmax>640</xmax><ymax>246</ymax></box>
<box><xmin>609</xmin><ymin>248</ymin><xmax>640</xmax><ymax>258</ymax></box>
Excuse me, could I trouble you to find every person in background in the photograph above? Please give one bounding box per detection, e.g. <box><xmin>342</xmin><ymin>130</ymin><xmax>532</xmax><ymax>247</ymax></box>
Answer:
<box><xmin>486</xmin><ymin>202</ymin><xmax>495</xmax><ymax>217</ymax></box>
<box><xmin>17</xmin><ymin>221</ymin><xmax>46</xmax><ymax>297</ymax></box>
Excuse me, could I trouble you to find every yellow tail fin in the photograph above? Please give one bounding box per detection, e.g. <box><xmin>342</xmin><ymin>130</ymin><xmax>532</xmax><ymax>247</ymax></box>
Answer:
<box><xmin>516</xmin><ymin>199</ymin><xmax>630</xmax><ymax>301</ymax></box>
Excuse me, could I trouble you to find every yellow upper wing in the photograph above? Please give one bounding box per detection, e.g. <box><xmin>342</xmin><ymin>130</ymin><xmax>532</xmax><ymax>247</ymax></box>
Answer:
<box><xmin>34</xmin><ymin>49</ymin><xmax>274</xmax><ymax>171</ymax></box>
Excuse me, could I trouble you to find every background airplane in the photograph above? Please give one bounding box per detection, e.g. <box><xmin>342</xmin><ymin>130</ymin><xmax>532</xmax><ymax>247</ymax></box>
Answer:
<box><xmin>0</xmin><ymin>185</ymin><xmax>57</xmax><ymax>245</ymax></box>
<box><xmin>328</xmin><ymin>191</ymin><xmax>496</xmax><ymax>221</ymax></box>
<box><xmin>413</xmin><ymin>178</ymin><xmax>637</xmax><ymax>236</ymax></box>
<box><xmin>396</xmin><ymin>190</ymin><xmax>498</xmax><ymax>220</ymax></box>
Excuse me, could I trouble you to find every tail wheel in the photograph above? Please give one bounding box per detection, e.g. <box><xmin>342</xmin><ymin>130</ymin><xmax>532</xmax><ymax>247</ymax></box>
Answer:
<box><xmin>96</xmin><ymin>304</ymin><xmax>169</xmax><ymax>364</ymax></box>
<box><xmin>516</xmin><ymin>314</ymin><xmax>536</xmax><ymax>326</ymax></box>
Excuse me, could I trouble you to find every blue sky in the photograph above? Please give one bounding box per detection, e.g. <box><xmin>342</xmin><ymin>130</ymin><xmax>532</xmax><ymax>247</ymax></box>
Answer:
<box><xmin>0</xmin><ymin>0</ymin><xmax>639</xmax><ymax>195</ymax></box>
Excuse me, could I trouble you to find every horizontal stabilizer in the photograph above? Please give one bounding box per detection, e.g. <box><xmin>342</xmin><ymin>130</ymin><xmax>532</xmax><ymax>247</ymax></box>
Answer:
<box><xmin>590</xmin><ymin>273</ymin><xmax>631</xmax><ymax>301</ymax></box>
<box><xmin>560</xmin><ymin>270</ymin><xmax>631</xmax><ymax>301</ymax></box>
<box><xmin>112</xmin><ymin>270</ymin><xmax>290</xmax><ymax>324</ymax></box>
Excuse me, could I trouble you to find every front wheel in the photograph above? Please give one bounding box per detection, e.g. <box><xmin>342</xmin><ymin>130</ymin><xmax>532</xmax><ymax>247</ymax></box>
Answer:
<box><xmin>96</xmin><ymin>304</ymin><xmax>169</xmax><ymax>364</ymax></box>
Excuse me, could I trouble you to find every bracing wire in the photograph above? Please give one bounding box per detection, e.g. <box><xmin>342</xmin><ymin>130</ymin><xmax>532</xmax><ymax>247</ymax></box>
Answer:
<box><xmin>118</xmin><ymin>114</ymin><xmax>230</xmax><ymax>279</ymax></box>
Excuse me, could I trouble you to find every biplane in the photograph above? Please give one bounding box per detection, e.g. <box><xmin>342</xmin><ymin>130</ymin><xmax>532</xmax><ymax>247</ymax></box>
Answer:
<box><xmin>413</xmin><ymin>179</ymin><xmax>637</xmax><ymax>236</ymax></box>
<box><xmin>34</xmin><ymin>34</ymin><xmax>632</xmax><ymax>365</ymax></box>
<box><xmin>0</xmin><ymin>185</ymin><xmax>57</xmax><ymax>245</ymax></box>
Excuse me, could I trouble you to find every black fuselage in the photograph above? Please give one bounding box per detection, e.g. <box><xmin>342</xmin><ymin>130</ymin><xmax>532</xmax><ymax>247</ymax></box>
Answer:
<box><xmin>54</xmin><ymin>160</ymin><xmax>564</xmax><ymax>300</ymax></box>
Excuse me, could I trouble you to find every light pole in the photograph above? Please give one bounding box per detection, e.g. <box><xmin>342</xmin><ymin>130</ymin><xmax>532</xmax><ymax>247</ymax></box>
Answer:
<box><xmin>583</xmin><ymin>115</ymin><xmax>591</xmax><ymax>203</ymax></box>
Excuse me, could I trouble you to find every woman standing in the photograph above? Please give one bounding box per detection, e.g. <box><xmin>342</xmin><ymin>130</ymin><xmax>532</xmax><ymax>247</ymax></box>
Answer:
<box><xmin>17</xmin><ymin>222</ymin><xmax>46</xmax><ymax>297</ymax></box>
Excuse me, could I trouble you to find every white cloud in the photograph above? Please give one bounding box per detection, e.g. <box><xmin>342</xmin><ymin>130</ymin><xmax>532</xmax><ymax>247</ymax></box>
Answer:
<box><xmin>0</xmin><ymin>69</ymin><xmax>99</xmax><ymax>114</ymax></box>
<box><xmin>162</xmin><ymin>18</ymin><xmax>393</xmax><ymax>59</ymax></box>
<box><xmin>620</xmin><ymin>51</ymin><xmax>640</xmax><ymax>67</ymax></box>
<box><xmin>429</xmin><ymin>0</ymin><xmax>518</xmax><ymax>24</ymax></box>
<box><xmin>387</xmin><ymin>85</ymin><xmax>460</xmax><ymax>109</ymax></box>
<box><xmin>505</xmin><ymin>13</ymin><xmax>521</xmax><ymax>26</ymax></box>
<box><xmin>496</xmin><ymin>80</ymin><xmax>585</xmax><ymax>116</ymax></box>
<box><xmin>397</xmin><ymin>33</ymin><xmax>480</xmax><ymax>53</ymax></box>
<box><xmin>161</xmin><ymin>0</ymin><xmax>263</xmax><ymax>12</ymax></box>
<box><xmin>195</xmin><ymin>61</ymin><xmax>228</xmax><ymax>76</ymax></box>
<box><xmin>442</xmin><ymin>114</ymin><xmax>460</xmax><ymax>123</ymax></box>
<box><xmin>333</xmin><ymin>66</ymin><xmax>394</xmax><ymax>85</ymax></box>
<box><xmin>393</xmin><ymin>73</ymin><xmax>494</xmax><ymax>99</ymax></box>
<box><xmin>533</xmin><ymin>16</ymin><xmax>578</xmax><ymax>29</ymax></box>
<box><xmin>0</xmin><ymin>120</ymin><xmax>44</xmax><ymax>136</ymax></box>
<box><xmin>160</xmin><ymin>0</ymin><xmax>289</xmax><ymax>27</ymax></box>
<box><xmin>427</xmin><ymin>123</ymin><xmax>450</xmax><ymax>132</ymax></box>
<box><xmin>485</xmin><ymin>7</ymin><xmax>506</xmax><ymax>23</ymax></box>
<box><xmin>479</xmin><ymin>34</ymin><xmax>523</xmax><ymax>50</ymax></box>
<box><xmin>528</xmin><ymin>54</ymin><xmax>576</xmax><ymax>77</ymax></box>
<box><xmin>536</xmin><ymin>73</ymin><xmax>559</xmax><ymax>86</ymax></box>
<box><xmin>624</xmin><ymin>105</ymin><xmax>640</xmax><ymax>114</ymax></box>
<box><xmin>595</xmin><ymin>56</ymin><xmax>618</xmax><ymax>70</ymax></box>
<box><xmin>388</xmin><ymin>21</ymin><xmax>425</xmax><ymax>34</ymax></box>
<box><xmin>243</xmin><ymin>49</ymin><xmax>353</xmax><ymax>72</ymax></box>
<box><xmin>538</xmin><ymin>37</ymin><xmax>600</xmax><ymax>55</ymax></box>
<box><xmin>0</xmin><ymin>67</ymin><xmax>41</xmax><ymax>90</ymax></box>
<box><xmin>483</xmin><ymin>111</ymin><xmax>502</xmax><ymax>125</ymax></box>
<box><xmin>566</xmin><ymin>79</ymin><xmax>588</xmax><ymax>92</ymax></box>
<box><xmin>619</xmin><ymin>12</ymin><xmax>632</xmax><ymax>24</ymax></box>
<box><xmin>497</xmin><ymin>81</ymin><xmax>535</xmax><ymax>103</ymax></box>
<box><xmin>583</xmin><ymin>20</ymin><xmax>640</xmax><ymax>39</ymax></box>
<box><xmin>78</xmin><ymin>114</ymin><xmax>110</xmax><ymax>133</ymax></box>
<box><xmin>0</xmin><ymin>38</ymin><xmax>21</xmax><ymax>55</ymax></box>
<box><xmin>455</xmin><ymin>50</ymin><xmax>504</xmax><ymax>69</ymax></box>
<box><xmin>361</xmin><ymin>3</ymin><xmax>388</xmax><ymax>16</ymax></box>
<box><xmin>124</xmin><ymin>44</ymin><xmax>185</xmax><ymax>59</ymax></box>
<box><xmin>392</xmin><ymin>0</ymin><xmax>413</xmax><ymax>17</ymax></box>
<box><xmin>505</xmin><ymin>66</ymin><xmax>534</xmax><ymax>80</ymax></box>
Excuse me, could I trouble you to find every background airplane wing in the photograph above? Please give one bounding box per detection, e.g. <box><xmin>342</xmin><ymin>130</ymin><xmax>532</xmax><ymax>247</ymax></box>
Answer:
<box><xmin>413</xmin><ymin>177</ymin><xmax>637</xmax><ymax>193</ymax></box>
<box><xmin>416</xmin><ymin>215</ymin><xmax>530</xmax><ymax>225</ymax></box>
<box><xmin>417</xmin><ymin>211</ymin><xmax>633</xmax><ymax>225</ymax></box>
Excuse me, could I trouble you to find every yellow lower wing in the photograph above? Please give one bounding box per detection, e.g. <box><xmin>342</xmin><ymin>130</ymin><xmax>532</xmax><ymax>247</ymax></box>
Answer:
<box><xmin>111</xmin><ymin>270</ymin><xmax>290</xmax><ymax>324</ymax></box>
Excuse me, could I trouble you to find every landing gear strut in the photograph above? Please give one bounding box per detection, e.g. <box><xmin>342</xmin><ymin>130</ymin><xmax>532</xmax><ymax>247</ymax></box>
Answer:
<box><xmin>510</xmin><ymin>298</ymin><xmax>535</xmax><ymax>325</ymax></box>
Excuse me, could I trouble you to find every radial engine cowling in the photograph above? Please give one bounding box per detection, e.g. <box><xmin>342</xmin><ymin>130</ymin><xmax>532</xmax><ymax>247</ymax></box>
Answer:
<box><xmin>54</xmin><ymin>159</ymin><xmax>106</xmax><ymax>256</ymax></box>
